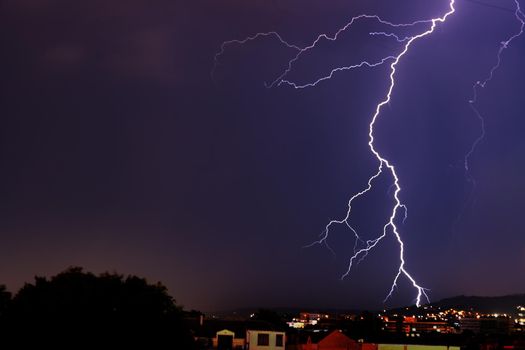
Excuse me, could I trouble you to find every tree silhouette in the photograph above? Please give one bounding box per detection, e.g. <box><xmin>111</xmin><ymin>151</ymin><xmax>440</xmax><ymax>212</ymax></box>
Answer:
<box><xmin>3</xmin><ymin>267</ymin><xmax>196</xmax><ymax>348</ymax></box>
<box><xmin>0</xmin><ymin>285</ymin><xmax>11</xmax><ymax>319</ymax></box>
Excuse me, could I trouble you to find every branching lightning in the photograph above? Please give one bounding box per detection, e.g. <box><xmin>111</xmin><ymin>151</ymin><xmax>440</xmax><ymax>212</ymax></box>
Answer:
<box><xmin>451</xmin><ymin>0</ymin><xmax>524</xmax><ymax>230</ymax></box>
<box><xmin>212</xmin><ymin>32</ymin><xmax>302</xmax><ymax>79</ymax></box>
<box><xmin>214</xmin><ymin>0</ymin><xmax>523</xmax><ymax>307</ymax></box>
<box><xmin>464</xmin><ymin>0</ymin><xmax>525</xmax><ymax>178</ymax></box>
<box><xmin>320</xmin><ymin>1</ymin><xmax>456</xmax><ymax>307</ymax></box>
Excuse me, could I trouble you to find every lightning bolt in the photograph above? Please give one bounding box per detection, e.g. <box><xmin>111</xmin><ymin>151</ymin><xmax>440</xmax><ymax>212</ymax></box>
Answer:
<box><xmin>450</xmin><ymin>0</ymin><xmax>525</xmax><ymax>231</ymax></box>
<box><xmin>212</xmin><ymin>32</ymin><xmax>302</xmax><ymax>79</ymax></box>
<box><xmin>214</xmin><ymin>1</ymin><xmax>460</xmax><ymax>307</ymax></box>
<box><xmin>325</xmin><ymin>1</ymin><xmax>456</xmax><ymax>307</ymax></box>
<box><xmin>464</xmin><ymin>0</ymin><xmax>525</xmax><ymax>177</ymax></box>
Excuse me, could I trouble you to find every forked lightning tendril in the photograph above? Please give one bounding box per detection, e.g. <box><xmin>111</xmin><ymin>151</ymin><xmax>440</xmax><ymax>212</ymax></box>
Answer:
<box><xmin>453</xmin><ymin>0</ymin><xmax>524</xmax><ymax>230</ymax></box>
<box><xmin>464</xmin><ymin>0</ymin><xmax>525</xmax><ymax>178</ymax></box>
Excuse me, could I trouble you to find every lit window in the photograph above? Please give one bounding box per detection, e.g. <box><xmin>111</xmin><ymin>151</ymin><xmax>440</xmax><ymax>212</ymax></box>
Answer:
<box><xmin>276</xmin><ymin>334</ymin><xmax>283</xmax><ymax>347</ymax></box>
<box><xmin>257</xmin><ymin>333</ymin><xmax>269</xmax><ymax>346</ymax></box>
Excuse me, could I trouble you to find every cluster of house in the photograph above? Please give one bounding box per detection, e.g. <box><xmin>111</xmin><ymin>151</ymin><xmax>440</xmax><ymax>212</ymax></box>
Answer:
<box><xmin>189</xmin><ymin>306</ymin><xmax>525</xmax><ymax>349</ymax></box>
<box><xmin>379</xmin><ymin>306</ymin><xmax>525</xmax><ymax>336</ymax></box>
<box><xmin>211</xmin><ymin>329</ymin><xmax>462</xmax><ymax>350</ymax></box>
<box><xmin>214</xmin><ymin>329</ymin><xmax>285</xmax><ymax>350</ymax></box>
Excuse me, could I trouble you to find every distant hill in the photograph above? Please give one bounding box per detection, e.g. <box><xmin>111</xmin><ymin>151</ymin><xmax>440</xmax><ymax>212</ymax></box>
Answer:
<box><xmin>430</xmin><ymin>294</ymin><xmax>525</xmax><ymax>314</ymax></box>
<box><xmin>208</xmin><ymin>306</ymin><xmax>362</xmax><ymax>320</ymax></box>
<box><xmin>210</xmin><ymin>294</ymin><xmax>525</xmax><ymax>319</ymax></box>
<box><xmin>391</xmin><ymin>294</ymin><xmax>525</xmax><ymax>315</ymax></box>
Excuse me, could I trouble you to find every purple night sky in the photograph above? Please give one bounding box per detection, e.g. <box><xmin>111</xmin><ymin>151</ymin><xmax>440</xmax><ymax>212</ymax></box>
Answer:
<box><xmin>1</xmin><ymin>0</ymin><xmax>524</xmax><ymax>312</ymax></box>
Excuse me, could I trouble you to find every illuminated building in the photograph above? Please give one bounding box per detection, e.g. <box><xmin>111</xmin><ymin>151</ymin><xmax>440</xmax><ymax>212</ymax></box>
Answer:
<box><xmin>460</xmin><ymin>315</ymin><xmax>512</xmax><ymax>334</ymax></box>
<box><xmin>290</xmin><ymin>330</ymin><xmax>359</xmax><ymax>350</ymax></box>
<box><xmin>382</xmin><ymin>316</ymin><xmax>453</xmax><ymax>336</ymax></box>
<box><xmin>516</xmin><ymin>306</ymin><xmax>525</xmax><ymax>332</ymax></box>
<box><xmin>287</xmin><ymin>321</ymin><xmax>306</xmax><ymax>329</ymax></box>
<box><xmin>214</xmin><ymin>329</ymin><xmax>245</xmax><ymax>350</ymax></box>
<box><xmin>299</xmin><ymin>312</ymin><xmax>330</xmax><ymax>325</ymax></box>
<box><xmin>287</xmin><ymin>312</ymin><xmax>331</xmax><ymax>328</ymax></box>
<box><xmin>246</xmin><ymin>330</ymin><xmax>285</xmax><ymax>350</ymax></box>
<box><xmin>377</xmin><ymin>345</ymin><xmax>460</xmax><ymax>350</ymax></box>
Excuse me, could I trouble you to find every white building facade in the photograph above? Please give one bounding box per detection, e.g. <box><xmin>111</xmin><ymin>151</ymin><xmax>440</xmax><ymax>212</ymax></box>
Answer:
<box><xmin>246</xmin><ymin>330</ymin><xmax>285</xmax><ymax>350</ymax></box>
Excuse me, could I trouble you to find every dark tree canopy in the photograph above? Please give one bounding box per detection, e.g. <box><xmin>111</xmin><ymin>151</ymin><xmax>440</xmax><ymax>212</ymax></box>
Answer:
<box><xmin>0</xmin><ymin>285</ymin><xmax>11</xmax><ymax>318</ymax></box>
<box><xmin>2</xmin><ymin>267</ymin><xmax>196</xmax><ymax>348</ymax></box>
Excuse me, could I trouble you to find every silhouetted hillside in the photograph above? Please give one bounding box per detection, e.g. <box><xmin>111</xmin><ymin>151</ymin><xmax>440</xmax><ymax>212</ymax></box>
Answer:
<box><xmin>391</xmin><ymin>294</ymin><xmax>525</xmax><ymax>315</ymax></box>
<box><xmin>431</xmin><ymin>294</ymin><xmax>525</xmax><ymax>314</ymax></box>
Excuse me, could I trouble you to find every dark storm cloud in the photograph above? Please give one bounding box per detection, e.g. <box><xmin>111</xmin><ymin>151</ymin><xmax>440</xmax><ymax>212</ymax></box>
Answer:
<box><xmin>3</xmin><ymin>0</ymin><xmax>190</xmax><ymax>83</ymax></box>
<box><xmin>0</xmin><ymin>0</ymin><xmax>524</xmax><ymax>311</ymax></box>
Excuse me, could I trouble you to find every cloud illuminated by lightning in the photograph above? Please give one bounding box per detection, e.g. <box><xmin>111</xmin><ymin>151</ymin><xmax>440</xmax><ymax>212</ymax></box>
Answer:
<box><xmin>212</xmin><ymin>0</ymin><xmax>525</xmax><ymax>307</ymax></box>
